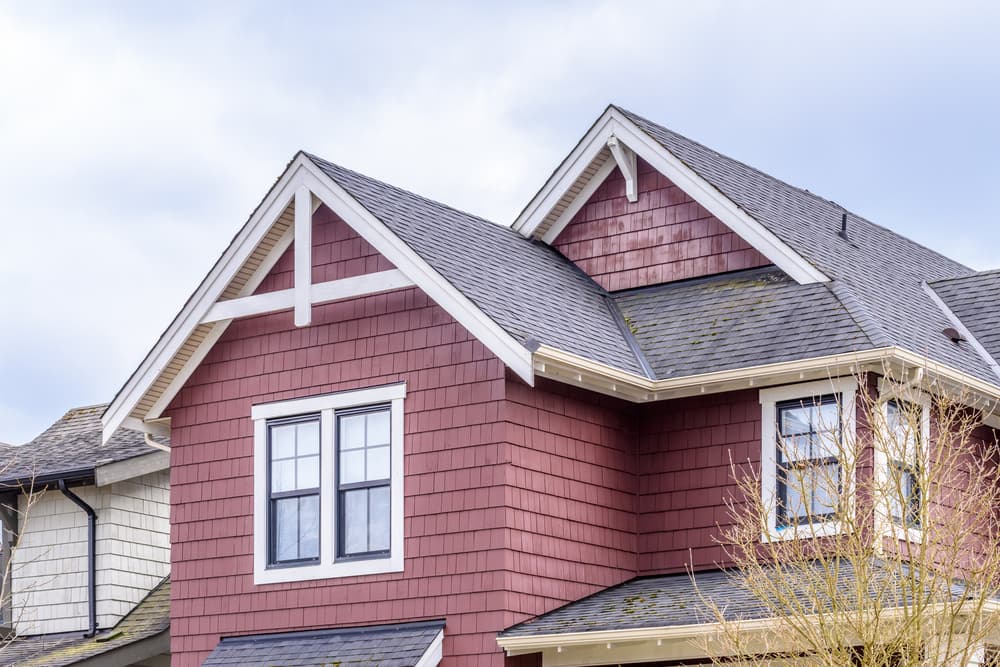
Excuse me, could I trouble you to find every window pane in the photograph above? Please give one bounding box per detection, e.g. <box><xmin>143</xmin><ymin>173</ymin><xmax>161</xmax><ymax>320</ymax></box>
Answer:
<box><xmin>781</xmin><ymin>434</ymin><xmax>811</xmax><ymax>463</ymax></box>
<box><xmin>340</xmin><ymin>449</ymin><xmax>365</xmax><ymax>485</ymax></box>
<box><xmin>367</xmin><ymin>410</ymin><xmax>390</xmax><ymax>446</ymax></box>
<box><xmin>297</xmin><ymin>420</ymin><xmax>320</xmax><ymax>456</ymax></box>
<box><xmin>340</xmin><ymin>415</ymin><xmax>366</xmax><ymax>450</ymax></box>
<box><xmin>367</xmin><ymin>446</ymin><xmax>390</xmax><ymax>481</ymax></box>
<box><xmin>780</xmin><ymin>406</ymin><xmax>811</xmax><ymax>436</ymax></box>
<box><xmin>272</xmin><ymin>459</ymin><xmax>296</xmax><ymax>493</ymax></box>
<box><xmin>815</xmin><ymin>402</ymin><xmax>840</xmax><ymax>434</ymax></box>
<box><xmin>299</xmin><ymin>495</ymin><xmax>319</xmax><ymax>559</ymax></box>
<box><xmin>297</xmin><ymin>455</ymin><xmax>320</xmax><ymax>490</ymax></box>
<box><xmin>274</xmin><ymin>498</ymin><xmax>299</xmax><ymax>561</ymax></box>
<box><xmin>781</xmin><ymin>468</ymin><xmax>807</xmax><ymax>524</ymax></box>
<box><xmin>343</xmin><ymin>489</ymin><xmax>368</xmax><ymax>555</ymax></box>
<box><xmin>369</xmin><ymin>485</ymin><xmax>390</xmax><ymax>551</ymax></box>
<box><xmin>271</xmin><ymin>424</ymin><xmax>296</xmax><ymax>460</ymax></box>
<box><xmin>811</xmin><ymin>462</ymin><xmax>840</xmax><ymax>516</ymax></box>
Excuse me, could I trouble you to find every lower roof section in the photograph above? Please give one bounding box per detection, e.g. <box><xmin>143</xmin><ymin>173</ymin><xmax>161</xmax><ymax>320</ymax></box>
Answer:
<box><xmin>201</xmin><ymin>619</ymin><xmax>445</xmax><ymax>667</ymax></box>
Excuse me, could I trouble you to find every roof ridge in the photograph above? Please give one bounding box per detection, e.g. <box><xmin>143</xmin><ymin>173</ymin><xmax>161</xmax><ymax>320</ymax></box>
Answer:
<box><xmin>614</xmin><ymin>105</ymin><xmax>972</xmax><ymax>275</ymax></box>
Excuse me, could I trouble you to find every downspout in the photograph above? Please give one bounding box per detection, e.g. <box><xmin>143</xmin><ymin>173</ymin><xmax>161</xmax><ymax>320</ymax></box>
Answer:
<box><xmin>57</xmin><ymin>480</ymin><xmax>97</xmax><ymax>637</ymax></box>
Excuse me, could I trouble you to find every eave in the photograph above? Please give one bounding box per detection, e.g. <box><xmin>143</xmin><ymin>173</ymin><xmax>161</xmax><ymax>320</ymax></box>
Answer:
<box><xmin>532</xmin><ymin>344</ymin><xmax>1000</xmax><ymax>418</ymax></box>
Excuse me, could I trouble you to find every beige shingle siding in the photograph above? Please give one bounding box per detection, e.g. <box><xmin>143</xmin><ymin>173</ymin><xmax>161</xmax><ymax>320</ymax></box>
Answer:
<box><xmin>10</xmin><ymin>470</ymin><xmax>170</xmax><ymax>635</ymax></box>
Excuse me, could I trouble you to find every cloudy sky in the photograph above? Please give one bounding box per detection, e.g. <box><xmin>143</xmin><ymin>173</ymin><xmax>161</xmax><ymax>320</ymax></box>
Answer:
<box><xmin>1</xmin><ymin>1</ymin><xmax>998</xmax><ymax>444</ymax></box>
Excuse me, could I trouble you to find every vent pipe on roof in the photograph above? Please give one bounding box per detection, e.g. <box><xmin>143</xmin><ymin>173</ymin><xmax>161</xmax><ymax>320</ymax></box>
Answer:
<box><xmin>838</xmin><ymin>212</ymin><xmax>849</xmax><ymax>241</ymax></box>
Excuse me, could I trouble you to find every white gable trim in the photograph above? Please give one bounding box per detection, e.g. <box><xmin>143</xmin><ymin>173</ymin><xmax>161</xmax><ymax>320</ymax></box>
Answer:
<box><xmin>103</xmin><ymin>154</ymin><xmax>533</xmax><ymax>443</ymax></box>
<box><xmin>514</xmin><ymin>107</ymin><xmax>829</xmax><ymax>285</ymax></box>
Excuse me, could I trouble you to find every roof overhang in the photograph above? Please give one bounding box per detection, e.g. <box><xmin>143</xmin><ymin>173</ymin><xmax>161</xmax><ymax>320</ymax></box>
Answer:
<box><xmin>102</xmin><ymin>153</ymin><xmax>534</xmax><ymax>443</ymax></box>
<box><xmin>498</xmin><ymin>601</ymin><xmax>1000</xmax><ymax>666</ymax></box>
<box><xmin>532</xmin><ymin>343</ymin><xmax>1000</xmax><ymax>420</ymax></box>
<box><xmin>512</xmin><ymin>106</ymin><xmax>829</xmax><ymax>285</ymax></box>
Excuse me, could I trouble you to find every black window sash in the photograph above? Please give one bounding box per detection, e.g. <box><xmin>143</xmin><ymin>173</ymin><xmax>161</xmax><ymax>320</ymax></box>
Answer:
<box><xmin>775</xmin><ymin>394</ymin><xmax>842</xmax><ymax>528</ymax></box>
<box><xmin>267</xmin><ymin>414</ymin><xmax>321</xmax><ymax>567</ymax></box>
<box><xmin>335</xmin><ymin>405</ymin><xmax>392</xmax><ymax>560</ymax></box>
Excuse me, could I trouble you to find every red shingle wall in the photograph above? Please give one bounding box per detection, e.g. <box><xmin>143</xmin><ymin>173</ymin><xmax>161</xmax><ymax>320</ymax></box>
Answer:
<box><xmin>501</xmin><ymin>376</ymin><xmax>639</xmax><ymax>629</ymax></box>
<box><xmin>551</xmin><ymin>158</ymin><xmax>771</xmax><ymax>291</ymax></box>
<box><xmin>637</xmin><ymin>390</ymin><xmax>762</xmax><ymax>574</ymax></box>
<box><xmin>166</xmin><ymin>207</ymin><xmax>514</xmax><ymax>666</ymax></box>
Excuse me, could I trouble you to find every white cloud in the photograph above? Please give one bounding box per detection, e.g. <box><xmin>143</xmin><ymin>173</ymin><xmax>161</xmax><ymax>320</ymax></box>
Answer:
<box><xmin>0</xmin><ymin>1</ymin><xmax>998</xmax><ymax>443</ymax></box>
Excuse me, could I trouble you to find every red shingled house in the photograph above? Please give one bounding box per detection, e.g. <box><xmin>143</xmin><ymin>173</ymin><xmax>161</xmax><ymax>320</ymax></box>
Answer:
<box><xmin>100</xmin><ymin>105</ymin><xmax>1000</xmax><ymax>666</ymax></box>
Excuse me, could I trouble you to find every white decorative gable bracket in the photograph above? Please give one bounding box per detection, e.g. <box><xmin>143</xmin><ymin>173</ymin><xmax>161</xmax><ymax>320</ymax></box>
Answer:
<box><xmin>103</xmin><ymin>153</ymin><xmax>534</xmax><ymax>443</ymax></box>
<box><xmin>606</xmin><ymin>135</ymin><xmax>638</xmax><ymax>202</ymax></box>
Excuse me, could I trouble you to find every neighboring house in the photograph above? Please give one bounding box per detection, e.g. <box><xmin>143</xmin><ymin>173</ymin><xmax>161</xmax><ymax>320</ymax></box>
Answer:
<box><xmin>0</xmin><ymin>405</ymin><xmax>171</xmax><ymax>666</ymax></box>
<box><xmin>96</xmin><ymin>104</ymin><xmax>1000</xmax><ymax>666</ymax></box>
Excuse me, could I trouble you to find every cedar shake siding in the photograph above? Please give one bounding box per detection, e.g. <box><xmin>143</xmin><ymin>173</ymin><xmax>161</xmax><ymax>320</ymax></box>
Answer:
<box><xmin>552</xmin><ymin>158</ymin><xmax>771</xmax><ymax>291</ymax></box>
<box><xmin>637</xmin><ymin>390</ymin><xmax>761</xmax><ymax>574</ymax></box>
<box><xmin>166</xmin><ymin>210</ymin><xmax>511</xmax><ymax>666</ymax></box>
<box><xmin>502</xmin><ymin>376</ymin><xmax>639</xmax><ymax>625</ymax></box>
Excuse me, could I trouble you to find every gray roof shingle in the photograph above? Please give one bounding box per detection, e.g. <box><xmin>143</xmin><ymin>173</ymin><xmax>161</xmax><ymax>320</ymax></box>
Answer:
<box><xmin>615</xmin><ymin>106</ymin><xmax>997</xmax><ymax>384</ymax></box>
<box><xmin>929</xmin><ymin>269</ymin><xmax>1000</xmax><ymax>366</ymax></box>
<box><xmin>201</xmin><ymin>619</ymin><xmax>444</xmax><ymax>667</ymax></box>
<box><xmin>614</xmin><ymin>268</ymin><xmax>874</xmax><ymax>378</ymax></box>
<box><xmin>305</xmin><ymin>154</ymin><xmax>647</xmax><ymax>376</ymax></box>
<box><xmin>1</xmin><ymin>577</ymin><xmax>170</xmax><ymax>667</ymax></box>
<box><xmin>0</xmin><ymin>404</ymin><xmax>165</xmax><ymax>487</ymax></box>
<box><xmin>500</xmin><ymin>560</ymin><xmax>970</xmax><ymax>638</ymax></box>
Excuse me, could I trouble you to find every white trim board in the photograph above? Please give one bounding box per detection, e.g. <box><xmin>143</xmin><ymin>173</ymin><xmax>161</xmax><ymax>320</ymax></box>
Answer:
<box><xmin>102</xmin><ymin>153</ymin><xmax>534</xmax><ymax>443</ymax></box>
<box><xmin>514</xmin><ymin>106</ymin><xmax>829</xmax><ymax>285</ymax></box>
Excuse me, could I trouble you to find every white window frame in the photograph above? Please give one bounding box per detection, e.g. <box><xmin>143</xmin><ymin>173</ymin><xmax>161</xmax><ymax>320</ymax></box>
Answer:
<box><xmin>252</xmin><ymin>383</ymin><xmax>406</xmax><ymax>584</ymax></box>
<box><xmin>874</xmin><ymin>379</ymin><xmax>930</xmax><ymax>544</ymax></box>
<box><xmin>760</xmin><ymin>377</ymin><xmax>858</xmax><ymax>542</ymax></box>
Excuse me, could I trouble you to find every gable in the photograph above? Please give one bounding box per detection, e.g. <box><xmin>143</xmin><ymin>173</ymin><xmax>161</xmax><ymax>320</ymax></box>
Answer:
<box><xmin>514</xmin><ymin>106</ymin><xmax>828</xmax><ymax>286</ymax></box>
<box><xmin>551</xmin><ymin>156</ymin><xmax>771</xmax><ymax>291</ymax></box>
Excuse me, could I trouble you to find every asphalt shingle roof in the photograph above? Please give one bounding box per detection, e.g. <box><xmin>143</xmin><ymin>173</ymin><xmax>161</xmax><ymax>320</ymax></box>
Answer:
<box><xmin>0</xmin><ymin>404</ymin><xmax>165</xmax><ymax>487</ymax></box>
<box><xmin>614</xmin><ymin>268</ymin><xmax>873</xmax><ymax>378</ymax></box>
<box><xmin>0</xmin><ymin>577</ymin><xmax>170</xmax><ymax>667</ymax></box>
<box><xmin>929</xmin><ymin>269</ymin><xmax>1000</xmax><ymax>366</ymax></box>
<box><xmin>302</xmin><ymin>108</ymin><xmax>998</xmax><ymax>389</ymax></box>
<box><xmin>500</xmin><ymin>560</ymin><xmax>971</xmax><ymax>638</ymax></box>
<box><xmin>201</xmin><ymin>619</ymin><xmax>444</xmax><ymax>667</ymax></box>
<box><xmin>306</xmin><ymin>154</ymin><xmax>647</xmax><ymax>376</ymax></box>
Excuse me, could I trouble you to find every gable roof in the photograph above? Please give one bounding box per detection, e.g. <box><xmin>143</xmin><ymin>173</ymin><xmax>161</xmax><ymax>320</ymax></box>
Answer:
<box><xmin>104</xmin><ymin>106</ymin><xmax>1000</xmax><ymax>436</ymax></box>
<box><xmin>614</xmin><ymin>107</ymin><xmax>996</xmax><ymax>385</ymax></box>
<box><xmin>1</xmin><ymin>577</ymin><xmax>170</xmax><ymax>667</ymax></box>
<box><xmin>0</xmin><ymin>404</ymin><xmax>165</xmax><ymax>488</ymax></box>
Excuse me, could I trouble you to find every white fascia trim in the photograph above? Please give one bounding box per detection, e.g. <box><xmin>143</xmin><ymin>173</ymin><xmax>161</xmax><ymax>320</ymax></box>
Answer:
<box><xmin>515</xmin><ymin>108</ymin><xmax>829</xmax><ymax>285</ymax></box>
<box><xmin>95</xmin><ymin>450</ymin><xmax>171</xmax><ymax>487</ymax></box>
<box><xmin>922</xmin><ymin>282</ymin><xmax>1000</xmax><ymax>382</ymax></box>
<box><xmin>759</xmin><ymin>377</ymin><xmax>858</xmax><ymax>542</ymax></box>
<box><xmin>414</xmin><ymin>630</ymin><xmax>444</xmax><ymax>667</ymax></box>
<box><xmin>295</xmin><ymin>159</ymin><xmax>534</xmax><ymax>383</ymax></box>
<box><xmin>253</xmin><ymin>383</ymin><xmax>406</xmax><ymax>585</ymax></box>
<box><xmin>102</xmin><ymin>154</ymin><xmax>315</xmax><ymax>443</ymax></box>
<box><xmin>105</xmin><ymin>153</ymin><xmax>535</xmax><ymax>442</ymax></box>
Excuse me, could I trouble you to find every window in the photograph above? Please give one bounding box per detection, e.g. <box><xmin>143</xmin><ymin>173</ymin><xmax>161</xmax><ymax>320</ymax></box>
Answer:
<box><xmin>775</xmin><ymin>395</ymin><xmax>841</xmax><ymax>527</ymax></box>
<box><xmin>885</xmin><ymin>400</ymin><xmax>921</xmax><ymax>527</ymax></box>
<box><xmin>760</xmin><ymin>378</ymin><xmax>857</xmax><ymax>540</ymax></box>
<box><xmin>876</xmin><ymin>386</ymin><xmax>929</xmax><ymax>538</ymax></box>
<box><xmin>252</xmin><ymin>383</ymin><xmax>405</xmax><ymax>584</ymax></box>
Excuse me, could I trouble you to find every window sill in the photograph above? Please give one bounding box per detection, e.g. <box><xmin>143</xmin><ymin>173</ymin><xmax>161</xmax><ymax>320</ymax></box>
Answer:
<box><xmin>762</xmin><ymin>520</ymin><xmax>845</xmax><ymax>543</ymax></box>
<box><xmin>254</xmin><ymin>551</ymin><xmax>404</xmax><ymax>585</ymax></box>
